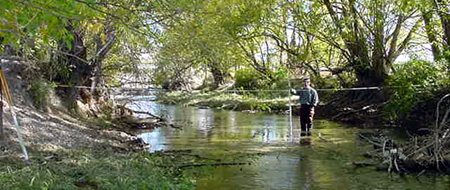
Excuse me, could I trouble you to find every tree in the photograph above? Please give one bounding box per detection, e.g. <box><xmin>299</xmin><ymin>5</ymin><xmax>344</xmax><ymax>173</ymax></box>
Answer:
<box><xmin>153</xmin><ymin>0</ymin><xmax>254</xmax><ymax>90</ymax></box>
<box><xmin>421</xmin><ymin>0</ymin><xmax>450</xmax><ymax>68</ymax></box>
<box><xmin>0</xmin><ymin>0</ymin><xmax>163</xmax><ymax>107</ymax></box>
<box><xmin>263</xmin><ymin>1</ymin><xmax>337</xmax><ymax>82</ymax></box>
<box><xmin>318</xmin><ymin>0</ymin><xmax>422</xmax><ymax>86</ymax></box>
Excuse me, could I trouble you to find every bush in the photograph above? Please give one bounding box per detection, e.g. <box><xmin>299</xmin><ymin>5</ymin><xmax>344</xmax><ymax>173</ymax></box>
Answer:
<box><xmin>37</xmin><ymin>61</ymin><xmax>71</xmax><ymax>83</ymax></box>
<box><xmin>312</xmin><ymin>75</ymin><xmax>342</xmax><ymax>103</ymax></box>
<box><xmin>235</xmin><ymin>68</ymin><xmax>293</xmax><ymax>99</ymax></box>
<box><xmin>235</xmin><ymin>68</ymin><xmax>265</xmax><ymax>90</ymax></box>
<box><xmin>29</xmin><ymin>78</ymin><xmax>54</xmax><ymax>110</ymax></box>
<box><xmin>385</xmin><ymin>60</ymin><xmax>450</xmax><ymax>121</ymax></box>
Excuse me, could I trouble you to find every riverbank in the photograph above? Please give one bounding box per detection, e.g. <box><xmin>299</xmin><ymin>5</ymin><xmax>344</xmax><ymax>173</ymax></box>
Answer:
<box><xmin>155</xmin><ymin>90</ymin><xmax>385</xmax><ymax>125</ymax></box>
<box><xmin>156</xmin><ymin>91</ymin><xmax>289</xmax><ymax>114</ymax></box>
<box><xmin>0</xmin><ymin>62</ymin><xmax>195</xmax><ymax>189</ymax></box>
<box><xmin>0</xmin><ymin>149</ymin><xmax>195</xmax><ymax>189</ymax></box>
<box><xmin>0</xmin><ymin>106</ymin><xmax>195</xmax><ymax>189</ymax></box>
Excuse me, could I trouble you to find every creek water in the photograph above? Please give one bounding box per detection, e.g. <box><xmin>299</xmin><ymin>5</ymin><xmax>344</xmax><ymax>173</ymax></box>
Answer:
<box><xmin>129</xmin><ymin>99</ymin><xmax>450</xmax><ymax>190</ymax></box>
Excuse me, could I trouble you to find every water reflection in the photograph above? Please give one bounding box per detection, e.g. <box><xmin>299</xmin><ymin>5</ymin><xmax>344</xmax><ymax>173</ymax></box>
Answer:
<box><xmin>131</xmin><ymin>100</ymin><xmax>450</xmax><ymax>190</ymax></box>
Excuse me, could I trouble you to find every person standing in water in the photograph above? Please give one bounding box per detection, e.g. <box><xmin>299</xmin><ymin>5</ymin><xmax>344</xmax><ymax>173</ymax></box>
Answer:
<box><xmin>290</xmin><ymin>78</ymin><xmax>319</xmax><ymax>136</ymax></box>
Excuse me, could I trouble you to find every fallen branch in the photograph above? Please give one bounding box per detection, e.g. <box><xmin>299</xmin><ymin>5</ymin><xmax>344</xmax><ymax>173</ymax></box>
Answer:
<box><xmin>331</xmin><ymin>108</ymin><xmax>359</xmax><ymax>120</ymax></box>
<box><xmin>405</xmin><ymin>141</ymin><xmax>434</xmax><ymax>159</ymax></box>
<box><xmin>176</xmin><ymin>153</ymin><xmax>221</xmax><ymax>161</ymax></box>
<box><xmin>178</xmin><ymin>162</ymin><xmax>249</xmax><ymax>169</ymax></box>
<box><xmin>416</xmin><ymin>169</ymin><xmax>426</xmax><ymax>178</ymax></box>
<box><xmin>359</xmin><ymin>134</ymin><xmax>383</xmax><ymax>148</ymax></box>
<box><xmin>352</xmin><ymin>161</ymin><xmax>376</xmax><ymax>167</ymax></box>
<box><xmin>132</xmin><ymin>110</ymin><xmax>166</xmax><ymax>122</ymax></box>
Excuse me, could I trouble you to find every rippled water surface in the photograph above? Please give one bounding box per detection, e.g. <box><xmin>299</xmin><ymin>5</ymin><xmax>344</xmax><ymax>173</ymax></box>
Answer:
<box><xmin>129</xmin><ymin>99</ymin><xmax>450</xmax><ymax>190</ymax></box>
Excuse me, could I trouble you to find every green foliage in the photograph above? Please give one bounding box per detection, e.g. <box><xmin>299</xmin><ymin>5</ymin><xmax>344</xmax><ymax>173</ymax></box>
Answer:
<box><xmin>235</xmin><ymin>68</ymin><xmax>265</xmax><ymax>90</ymax></box>
<box><xmin>313</xmin><ymin>76</ymin><xmax>341</xmax><ymax>90</ymax></box>
<box><xmin>37</xmin><ymin>61</ymin><xmax>72</xmax><ymax>83</ymax></box>
<box><xmin>258</xmin><ymin>70</ymin><xmax>291</xmax><ymax>99</ymax></box>
<box><xmin>313</xmin><ymin>76</ymin><xmax>342</xmax><ymax>103</ymax></box>
<box><xmin>441</xmin><ymin>49</ymin><xmax>450</xmax><ymax>69</ymax></box>
<box><xmin>385</xmin><ymin>60</ymin><xmax>450</xmax><ymax>121</ymax></box>
<box><xmin>235</xmin><ymin>69</ymin><xmax>292</xmax><ymax>100</ymax></box>
<box><xmin>0</xmin><ymin>0</ymin><xmax>92</xmax><ymax>51</ymax></box>
<box><xmin>247</xmin><ymin>100</ymin><xmax>272</xmax><ymax>112</ymax></box>
<box><xmin>28</xmin><ymin>78</ymin><xmax>53</xmax><ymax>110</ymax></box>
<box><xmin>267</xmin><ymin>70</ymin><xmax>288</xmax><ymax>89</ymax></box>
<box><xmin>1</xmin><ymin>0</ymin><xmax>157</xmax><ymax>92</ymax></box>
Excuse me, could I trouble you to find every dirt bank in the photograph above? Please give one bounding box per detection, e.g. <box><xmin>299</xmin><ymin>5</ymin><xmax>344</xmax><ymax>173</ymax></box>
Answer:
<box><xmin>1</xmin><ymin>61</ymin><xmax>142</xmax><ymax>159</ymax></box>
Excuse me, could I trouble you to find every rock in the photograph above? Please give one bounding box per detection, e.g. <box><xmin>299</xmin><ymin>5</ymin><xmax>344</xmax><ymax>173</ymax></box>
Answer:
<box><xmin>75</xmin><ymin>100</ymin><xmax>89</xmax><ymax>118</ymax></box>
<box><xmin>198</xmin><ymin>105</ymin><xmax>209</xmax><ymax>109</ymax></box>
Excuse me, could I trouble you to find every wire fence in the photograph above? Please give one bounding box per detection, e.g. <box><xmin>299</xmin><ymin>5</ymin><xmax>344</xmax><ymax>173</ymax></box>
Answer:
<box><xmin>51</xmin><ymin>84</ymin><xmax>430</xmax><ymax>102</ymax></box>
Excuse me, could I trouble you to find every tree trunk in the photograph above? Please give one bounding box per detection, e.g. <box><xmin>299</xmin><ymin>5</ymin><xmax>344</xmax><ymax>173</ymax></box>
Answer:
<box><xmin>64</xmin><ymin>24</ymin><xmax>90</xmax><ymax>109</ymax></box>
<box><xmin>90</xmin><ymin>26</ymin><xmax>116</xmax><ymax>95</ymax></box>
<box><xmin>209</xmin><ymin>62</ymin><xmax>226</xmax><ymax>89</ymax></box>
<box><xmin>371</xmin><ymin>0</ymin><xmax>388</xmax><ymax>86</ymax></box>
<box><xmin>435</xmin><ymin>0</ymin><xmax>450</xmax><ymax>47</ymax></box>
<box><xmin>324</xmin><ymin>0</ymin><xmax>388</xmax><ymax>87</ymax></box>
<box><xmin>434</xmin><ymin>0</ymin><xmax>450</xmax><ymax>71</ymax></box>
<box><xmin>423</xmin><ymin>10</ymin><xmax>441</xmax><ymax>60</ymax></box>
<box><xmin>90</xmin><ymin>23</ymin><xmax>116</xmax><ymax>94</ymax></box>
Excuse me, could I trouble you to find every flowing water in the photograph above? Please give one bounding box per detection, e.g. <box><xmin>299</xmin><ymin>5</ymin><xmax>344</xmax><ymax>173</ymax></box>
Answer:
<box><xmin>129</xmin><ymin>99</ymin><xmax>450</xmax><ymax>190</ymax></box>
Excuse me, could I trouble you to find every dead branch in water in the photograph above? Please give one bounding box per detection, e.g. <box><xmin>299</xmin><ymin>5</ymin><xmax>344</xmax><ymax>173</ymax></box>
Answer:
<box><xmin>178</xmin><ymin>162</ymin><xmax>249</xmax><ymax>169</ymax></box>
<box><xmin>132</xmin><ymin>110</ymin><xmax>166</xmax><ymax>122</ymax></box>
<box><xmin>359</xmin><ymin>94</ymin><xmax>450</xmax><ymax>174</ymax></box>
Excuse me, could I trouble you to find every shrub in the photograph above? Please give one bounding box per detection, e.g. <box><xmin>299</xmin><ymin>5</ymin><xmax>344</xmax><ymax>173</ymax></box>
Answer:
<box><xmin>385</xmin><ymin>60</ymin><xmax>450</xmax><ymax>121</ymax></box>
<box><xmin>37</xmin><ymin>61</ymin><xmax>71</xmax><ymax>83</ymax></box>
<box><xmin>29</xmin><ymin>78</ymin><xmax>53</xmax><ymax>110</ymax></box>
<box><xmin>234</xmin><ymin>68</ymin><xmax>265</xmax><ymax>90</ymax></box>
<box><xmin>312</xmin><ymin>75</ymin><xmax>342</xmax><ymax>103</ymax></box>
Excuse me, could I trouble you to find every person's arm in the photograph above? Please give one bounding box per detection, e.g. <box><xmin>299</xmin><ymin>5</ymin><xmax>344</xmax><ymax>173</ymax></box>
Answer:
<box><xmin>312</xmin><ymin>89</ymin><xmax>319</xmax><ymax>106</ymax></box>
<box><xmin>290</xmin><ymin>88</ymin><xmax>299</xmax><ymax>95</ymax></box>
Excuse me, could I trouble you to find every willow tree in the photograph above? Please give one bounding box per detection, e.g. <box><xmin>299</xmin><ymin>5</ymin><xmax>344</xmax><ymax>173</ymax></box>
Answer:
<box><xmin>0</xmin><ymin>0</ymin><xmax>162</xmax><ymax>107</ymax></box>
<box><xmin>262</xmin><ymin>1</ymin><xmax>337</xmax><ymax>81</ymax></box>
<box><xmin>434</xmin><ymin>0</ymin><xmax>450</xmax><ymax>50</ymax></box>
<box><xmin>219</xmin><ymin>0</ymin><xmax>282</xmax><ymax>80</ymax></box>
<box><xmin>1</xmin><ymin>0</ymin><xmax>96</xmax><ymax>107</ymax></box>
<box><xmin>153</xmin><ymin>28</ymin><xmax>205</xmax><ymax>90</ymax></box>
<box><xmin>317</xmin><ymin>0</ymin><xmax>422</xmax><ymax>86</ymax></box>
<box><xmin>153</xmin><ymin>0</ymin><xmax>253</xmax><ymax>89</ymax></box>
<box><xmin>421</xmin><ymin>0</ymin><xmax>450</xmax><ymax>67</ymax></box>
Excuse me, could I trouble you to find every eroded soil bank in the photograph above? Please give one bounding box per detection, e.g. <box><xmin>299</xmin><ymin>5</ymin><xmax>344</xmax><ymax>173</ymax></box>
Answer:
<box><xmin>0</xmin><ymin>62</ymin><xmax>194</xmax><ymax>189</ymax></box>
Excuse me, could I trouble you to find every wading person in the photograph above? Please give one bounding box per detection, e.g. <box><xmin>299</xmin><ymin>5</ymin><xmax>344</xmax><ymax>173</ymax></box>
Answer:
<box><xmin>290</xmin><ymin>78</ymin><xmax>319</xmax><ymax>136</ymax></box>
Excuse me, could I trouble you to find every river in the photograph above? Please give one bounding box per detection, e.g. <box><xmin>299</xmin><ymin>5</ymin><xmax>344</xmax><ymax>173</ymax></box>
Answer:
<box><xmin>128</xmin><ymin>99</ymin><xmax>450</xmax><ymax>190</ymax></box>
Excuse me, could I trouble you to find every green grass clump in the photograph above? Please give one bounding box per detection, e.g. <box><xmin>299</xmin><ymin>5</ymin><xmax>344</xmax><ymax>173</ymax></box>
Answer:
<box><xmin>0</xmin><ymin>150</ymin><xmax>195</xmax><ymax>190</ymax></box>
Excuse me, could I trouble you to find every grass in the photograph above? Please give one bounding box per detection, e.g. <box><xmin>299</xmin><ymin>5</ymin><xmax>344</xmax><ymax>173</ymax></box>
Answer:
<box><xmin>0</xmin><ymin>149</ymin><xmax>195</xmax><ymax>190</ymax></box>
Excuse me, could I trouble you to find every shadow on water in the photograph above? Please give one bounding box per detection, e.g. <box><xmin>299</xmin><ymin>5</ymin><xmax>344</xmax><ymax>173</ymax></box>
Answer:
<box><xmin>129</xmin><ymin>98</ymin><xmax>450</xmax><ymax>190</ymax></box>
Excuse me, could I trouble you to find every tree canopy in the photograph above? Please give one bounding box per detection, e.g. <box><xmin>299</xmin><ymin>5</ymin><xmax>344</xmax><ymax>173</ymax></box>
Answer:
<box><xmin>1</xmin><ymin>0</ymin><xmax>449</xmax><ymax>93</ymax></box>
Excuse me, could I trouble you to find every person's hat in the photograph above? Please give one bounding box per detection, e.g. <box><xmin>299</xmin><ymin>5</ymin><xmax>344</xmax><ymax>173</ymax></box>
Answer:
<box><xmin>303</xmin><ymin>77</ymin><xmax>310</xmax><ymax>82</ymax></box>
